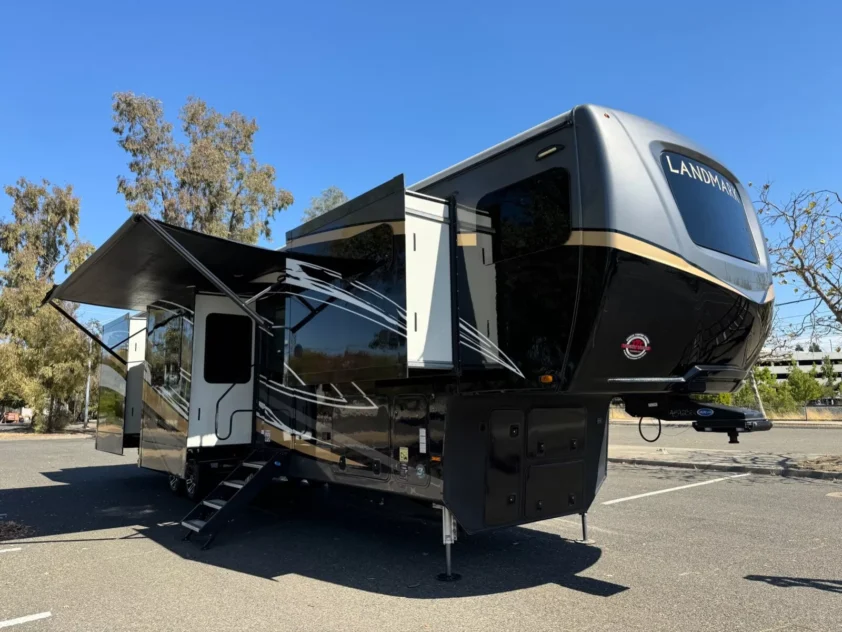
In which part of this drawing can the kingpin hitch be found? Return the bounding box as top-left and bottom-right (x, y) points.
(623, 395), (772, 444)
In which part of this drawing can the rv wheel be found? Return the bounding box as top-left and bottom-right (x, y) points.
(184, 460), (202, 501)
(168, 474), (185, 496)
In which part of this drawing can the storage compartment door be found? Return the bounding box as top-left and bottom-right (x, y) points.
(484, 410), (524, 526)
(405, 194), (452, 369)
(524, 461), (584, 519)
(526, 408), (586, 460)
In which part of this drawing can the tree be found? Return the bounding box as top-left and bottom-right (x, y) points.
(755, 367), (798, 413)
(820, 355), (837, 397)
(0, 178), (96, 432)
(302, 186), (348, 223)
(112, 92), (293, 244)
(756, 184), (842, 338)
(733, 378), (758, 408)
(786, 362), (823, 406)
(809, 342), (822, 352)
(795, 344), (805, 351)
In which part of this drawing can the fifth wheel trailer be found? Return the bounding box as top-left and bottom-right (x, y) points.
(46, 104), (774, 578)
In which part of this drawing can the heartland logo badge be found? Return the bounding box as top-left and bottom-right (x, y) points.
(697, 408), (714, 417)
(622, 333), (651, 360)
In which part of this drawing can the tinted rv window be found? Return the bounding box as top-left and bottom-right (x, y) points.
(476, 168), (571, 262)
(661, 152), (758, 263)
(204, 313), (252, 384)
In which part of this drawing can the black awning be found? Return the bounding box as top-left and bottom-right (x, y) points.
(47, 215), (288, 312)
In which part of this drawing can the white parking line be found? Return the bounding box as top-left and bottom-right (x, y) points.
(0, 612), (52, 629)
(602, 473), (751, 505)
(0, 548), (22, 554)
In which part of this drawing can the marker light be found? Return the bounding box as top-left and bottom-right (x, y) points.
(539, 375), (554, 384)
(536, 145), (561, 161)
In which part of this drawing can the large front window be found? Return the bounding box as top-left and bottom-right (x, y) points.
(661, 151), (758, 263)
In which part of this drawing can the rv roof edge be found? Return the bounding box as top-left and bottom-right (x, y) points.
(286, 174), (405, 242)
(408, 108), (574, 192)
(405, 190), (448, 204)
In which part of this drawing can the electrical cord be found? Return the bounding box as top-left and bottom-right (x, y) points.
(638, 416), (662, 443)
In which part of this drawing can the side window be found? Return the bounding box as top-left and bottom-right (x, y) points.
(204, 314), (253, 384)
(476, 168), (572, 263)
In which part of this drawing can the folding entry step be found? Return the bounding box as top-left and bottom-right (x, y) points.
(181, 447), (288, 548)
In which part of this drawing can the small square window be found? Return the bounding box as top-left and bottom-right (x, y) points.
(204, 313), (252, 384)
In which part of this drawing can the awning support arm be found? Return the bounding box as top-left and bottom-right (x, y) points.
(139, 215), (271, 328)
(48, 300), (127, 366)
(244, 274), (286, 306)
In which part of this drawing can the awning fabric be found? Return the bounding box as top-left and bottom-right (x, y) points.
(47, 215), (288, 312)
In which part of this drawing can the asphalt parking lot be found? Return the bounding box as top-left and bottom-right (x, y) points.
(1, 437), (841, 631)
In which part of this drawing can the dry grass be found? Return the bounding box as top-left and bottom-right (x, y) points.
(796, 455), (842, 472)
(0, 521), (34, 541)
(0, 432), (92, 441)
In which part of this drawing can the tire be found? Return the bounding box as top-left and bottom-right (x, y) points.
(168, 474), (185, 496)
(184, 460), (203, 502)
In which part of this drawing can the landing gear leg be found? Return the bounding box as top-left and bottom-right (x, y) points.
(728, 429), (740, 444)
(577, 512), (595, 545)
(200, 533), (216, 551)
(437, 506), (461, 582)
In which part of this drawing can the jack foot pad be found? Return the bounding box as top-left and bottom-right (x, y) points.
(437, 572), (462, 582)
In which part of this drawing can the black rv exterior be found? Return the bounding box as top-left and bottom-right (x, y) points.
(46, 104), (774, 569)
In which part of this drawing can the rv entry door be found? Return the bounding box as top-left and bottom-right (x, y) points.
(187, 294), (256, 448)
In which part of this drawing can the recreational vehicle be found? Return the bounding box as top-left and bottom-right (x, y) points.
(47, 104), (774, 580)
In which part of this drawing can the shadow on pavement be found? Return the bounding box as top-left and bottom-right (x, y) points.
(745, 575), (842, 594)
(1, 461), (629, 599)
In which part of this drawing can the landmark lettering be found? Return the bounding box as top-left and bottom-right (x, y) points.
(665, 154), (740, 202)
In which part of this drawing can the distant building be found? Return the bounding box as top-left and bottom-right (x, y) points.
(757, 351), (842, 384)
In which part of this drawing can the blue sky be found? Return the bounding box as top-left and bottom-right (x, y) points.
(1, 0), (840, 329)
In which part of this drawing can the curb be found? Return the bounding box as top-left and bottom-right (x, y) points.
(608, 457), (842, 481)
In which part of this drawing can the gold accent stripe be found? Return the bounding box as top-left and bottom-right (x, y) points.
(456, 233), (477, 247)
(566, 230), (773, 303)
(763, 283), (775, 303)
(289, 223), (773, 304)
(287, 221), (405, 248)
